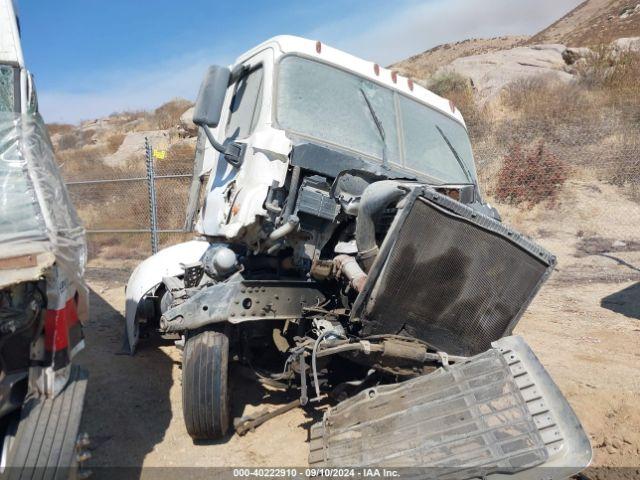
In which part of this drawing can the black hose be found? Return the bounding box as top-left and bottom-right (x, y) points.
(281, 166), (301, 224)
(355, 181), (405, 272)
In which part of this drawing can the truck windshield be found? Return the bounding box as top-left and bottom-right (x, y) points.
(276, 56), (477, 184)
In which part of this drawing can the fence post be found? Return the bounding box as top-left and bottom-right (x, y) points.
(145, 137), (159, 254)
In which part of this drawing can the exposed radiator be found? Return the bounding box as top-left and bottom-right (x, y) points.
(352, 188), (555, 356)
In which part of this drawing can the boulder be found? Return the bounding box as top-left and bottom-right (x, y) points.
(611, 37), (640, 53)
(179, 106), (197, 137)
(103, 130), (169, 167)
(433, 44), (574, 100)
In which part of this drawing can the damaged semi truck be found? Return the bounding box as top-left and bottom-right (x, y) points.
(126, 36), (591, 477)
(0, 1), (89, 478)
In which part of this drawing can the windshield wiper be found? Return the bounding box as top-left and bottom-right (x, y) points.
(359, 87), (388, 169)
(435, 125), (473, 184)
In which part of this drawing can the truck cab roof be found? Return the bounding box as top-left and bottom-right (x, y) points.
(234, 35), (466, 128)
(0, 0), (23, 66)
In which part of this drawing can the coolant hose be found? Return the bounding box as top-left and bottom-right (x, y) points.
(355, 181), (405, 272)
(269, 215), (299, 241)
(281, 166), (301, 221)
(334, 254), (367, 292)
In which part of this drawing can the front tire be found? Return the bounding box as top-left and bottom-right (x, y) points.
(182, 331), (230, 440)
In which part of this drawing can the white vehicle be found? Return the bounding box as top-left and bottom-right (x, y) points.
(0, 1), (89, 477)
(127, 36), (591, 477)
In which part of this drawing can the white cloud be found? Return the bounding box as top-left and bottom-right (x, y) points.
(314, 0), (584, 65)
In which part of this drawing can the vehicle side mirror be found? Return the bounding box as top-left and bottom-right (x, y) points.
(193, 65), (231, 128)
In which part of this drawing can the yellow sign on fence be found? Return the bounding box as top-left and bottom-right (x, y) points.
(152, 149), (166, 160)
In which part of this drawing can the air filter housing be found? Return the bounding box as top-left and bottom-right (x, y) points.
(351, 187), (555, 357)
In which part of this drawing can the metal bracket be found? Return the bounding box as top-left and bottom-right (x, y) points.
(227, 281), (325, 322)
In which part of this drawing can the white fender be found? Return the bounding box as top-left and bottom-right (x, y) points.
(123, 240), (209, 354)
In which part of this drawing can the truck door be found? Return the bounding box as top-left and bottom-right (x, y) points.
(196, 47), (289, 243)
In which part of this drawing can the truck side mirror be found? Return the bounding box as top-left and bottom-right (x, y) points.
(193, 65), (231, 128)
(193, 65), (238, 161)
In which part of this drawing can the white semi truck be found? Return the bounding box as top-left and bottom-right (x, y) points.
(127, 36), (591, 477)
(0, 1), (89, 478)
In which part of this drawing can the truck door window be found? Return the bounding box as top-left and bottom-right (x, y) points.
(226, 66), (264, 140)
(0, 65), (18, 112)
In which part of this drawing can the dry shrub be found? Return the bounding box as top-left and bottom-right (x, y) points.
(427, 71), (489, 136)
(576, 46), (640, 89)
(428, 71), (470, 97)
(573, 44), (613, 88)
(56, 128), (95, 151)
(87, 235), (148, 260)
(106, 133), (125, 154)
(58, 145), (109, 178)
(501, 76), (593, 127)
(57, 132), (82, 151)
(165, 142), (196, 172)
(496, 75), (619, 150)
(605, 134), (640, 201)
(151, 98), (193, 130)
(605, 50), (640, 96)
(494, 141), (569, 206)
(47, 123), (74, 136)
(58, 146), (144, 183)
(108, 110), (147, 122)
(101, 244), (142, 260)
(167, 142), (195, 157)
(575, 45), (640, 116)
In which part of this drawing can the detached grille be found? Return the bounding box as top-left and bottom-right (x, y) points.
(355, 189), (555, 356)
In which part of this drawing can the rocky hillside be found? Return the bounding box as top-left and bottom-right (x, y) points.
(392, 0), (639, 99)
(392, 36), (528, 78)
(527, 0), (640, 46)
(49, 99), (196, 179)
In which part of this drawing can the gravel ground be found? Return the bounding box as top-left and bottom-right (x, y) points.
(76, 181), (640, 477)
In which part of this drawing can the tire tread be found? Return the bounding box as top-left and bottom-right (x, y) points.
(182, 331), (229, 439)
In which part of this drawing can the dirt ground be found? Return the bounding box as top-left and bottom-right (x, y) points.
(75, 180), (640, 477)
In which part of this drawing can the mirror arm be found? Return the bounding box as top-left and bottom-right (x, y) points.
(197, 124), (246, 168)
(199, 124), (226, 154)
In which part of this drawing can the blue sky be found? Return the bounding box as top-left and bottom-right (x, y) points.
(17, 0), (582, 123)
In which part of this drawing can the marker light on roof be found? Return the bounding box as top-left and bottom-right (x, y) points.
(449, 99), (456, 113)
(374, 64), (380, 76)
(391, 71), (398, 83)
(408, 78), (414, 91)
(316, 41), (322, 54)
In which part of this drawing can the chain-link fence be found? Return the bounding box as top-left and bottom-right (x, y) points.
(472, 110), (640, 206)
(63, 138), (195, 260)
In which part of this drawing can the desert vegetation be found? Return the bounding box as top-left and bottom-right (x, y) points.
(425, 43), (640, 206)
(494, 142), (569, 206)
(49, 98), (196, 258)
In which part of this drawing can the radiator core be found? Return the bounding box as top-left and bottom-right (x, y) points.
(355, 189), (555, 356)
